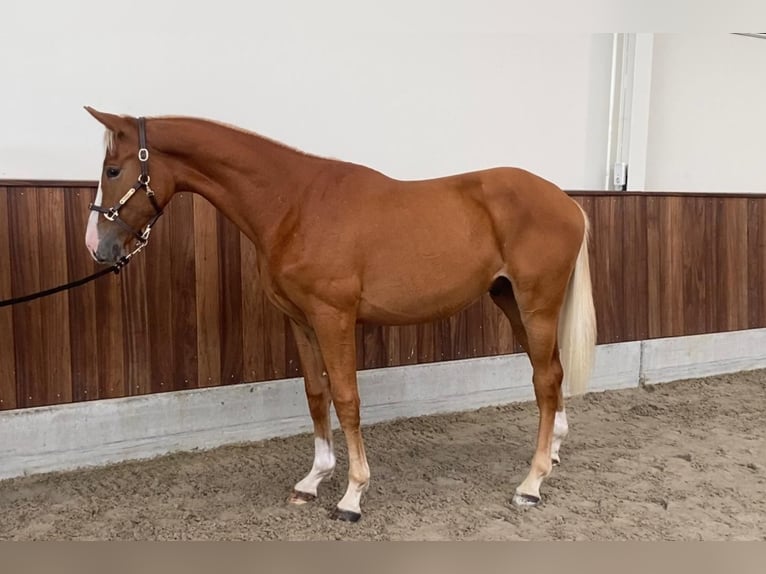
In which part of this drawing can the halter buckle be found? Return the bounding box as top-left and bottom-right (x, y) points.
(138, 148), (149, 162)
(104, 208), (118, 222)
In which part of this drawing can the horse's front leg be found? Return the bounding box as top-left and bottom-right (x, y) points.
(288, 320), (336, 504)
(310, 305), (369, 522)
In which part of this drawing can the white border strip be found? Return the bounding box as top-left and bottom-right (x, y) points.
(641, 328), (766, 385)
(1, 329), (764, 481)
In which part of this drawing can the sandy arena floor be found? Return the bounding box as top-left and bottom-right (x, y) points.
(1, 370), (764, 540)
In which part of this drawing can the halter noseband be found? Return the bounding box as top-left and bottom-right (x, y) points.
(89, 116), (164, 251)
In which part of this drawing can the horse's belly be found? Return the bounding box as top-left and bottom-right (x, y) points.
(357, 258), (498, 325)
(352, 187), (503, 324)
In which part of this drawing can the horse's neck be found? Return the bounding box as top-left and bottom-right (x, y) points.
(153, 117), (321, 251)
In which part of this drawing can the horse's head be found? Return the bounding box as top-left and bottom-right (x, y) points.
(84, 107), (171, 264)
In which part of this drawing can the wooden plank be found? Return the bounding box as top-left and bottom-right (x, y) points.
(711, 198), (727, 332)
(463, 300), (483, 359)
(217, 212), (243, 386)
(681, 196), (708, 336)
(169, 193), (198, 389)
(240, 226), (263, 383)
(121, 251), (150, 396)
(64, 187), (99, 402)
(8, 188), (45, 408)
(448, 307), (468, 361)
(384, 325), (401, 367)
(399, 324), (418, 365)
(363, 324), (386, 369)
(36, 188), (72, 406)
(433, 317), (451, 362)
(719, 199), (749, 331)
(144, 194), (174, 394)
(0, 187), (17, 410)
(659, 197), (684, 338)
(94, 262), (126, 399)
(593, 196), (624, 344)
(705, 196), (720, 333)
(703, 196), (721, 333)
(416, 322), (435, 364)
(194, 195), (222, 387)
(586, 195), (608, 344)
(645, 196), (662, 338)
(621, 195), (649, 341)
(748, 198), (766, 329)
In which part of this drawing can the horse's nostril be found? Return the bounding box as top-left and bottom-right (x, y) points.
(110, 242), (123, 261)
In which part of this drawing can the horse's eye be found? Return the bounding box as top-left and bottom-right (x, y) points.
(106, 167), (121, 179)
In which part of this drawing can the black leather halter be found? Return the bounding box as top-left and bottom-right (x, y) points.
(89, 117), (163, 246)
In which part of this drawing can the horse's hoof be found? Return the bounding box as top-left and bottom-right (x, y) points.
(512, 492), (541, 508)
(330, 507), (362, 522)
(288, 490), (316, 505)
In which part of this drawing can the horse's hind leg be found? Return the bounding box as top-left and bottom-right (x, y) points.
(490, 280), (568, 467)
(490, 278), (565, 506)
(288, 320), (336, 504)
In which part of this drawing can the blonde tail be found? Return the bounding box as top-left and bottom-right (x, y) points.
(558, 205), (597, 396)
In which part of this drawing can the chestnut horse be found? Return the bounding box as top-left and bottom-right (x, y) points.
(84, 108), (596, 522)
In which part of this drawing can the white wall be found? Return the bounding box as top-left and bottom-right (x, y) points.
(643, 34), (766, 192)
(0, 1), (612, 188)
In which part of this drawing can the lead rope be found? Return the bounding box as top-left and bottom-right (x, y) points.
(0, 214), (154, 308)
(0, 252), (134, 308)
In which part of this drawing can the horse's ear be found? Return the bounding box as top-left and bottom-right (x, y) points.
(84, 106), (133, 136)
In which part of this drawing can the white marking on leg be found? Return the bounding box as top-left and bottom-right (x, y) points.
(294, 437), (335, 497)
(513, 451), (551, 507)
(85, 184), (103, 259)
(336, 459), (370, 515)
(551, 410), (569, 464)
(514, 412), (566, 507)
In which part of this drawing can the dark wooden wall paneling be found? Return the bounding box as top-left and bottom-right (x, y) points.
(1, 184), (764, 411)
(0, 187), (16, 409)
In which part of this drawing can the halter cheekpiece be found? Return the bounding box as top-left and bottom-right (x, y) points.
(89, 116), (163, 253)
